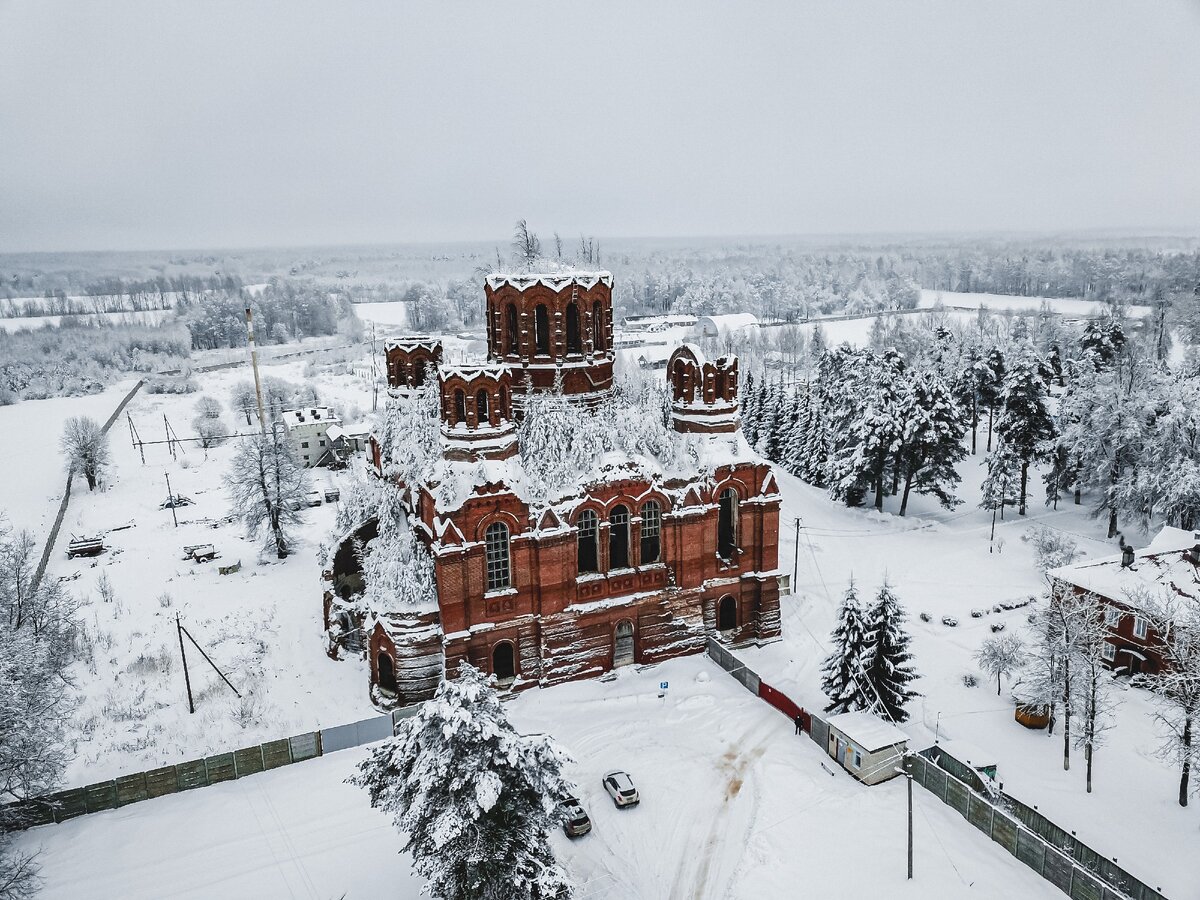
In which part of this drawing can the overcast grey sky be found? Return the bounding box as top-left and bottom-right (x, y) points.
(2, 1), (1199, 252)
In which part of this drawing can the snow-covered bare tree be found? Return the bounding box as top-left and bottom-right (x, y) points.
(1139, 591), (1200, 807)
(351, 665), (575, 900)
(376, 379), (439, 488)
(975, 633), (1025, 695)
(60, 415), (110, 491)
(229, 381), (259, 425)
(1072, 595), (1120, 793)
(512, 219), (542, 266)
(226, 426), (309, 558)
(820, 578), (871, 714)
(860, 581), (920, 722)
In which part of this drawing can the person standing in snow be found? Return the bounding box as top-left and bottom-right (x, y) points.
(794, 714), (804, 735)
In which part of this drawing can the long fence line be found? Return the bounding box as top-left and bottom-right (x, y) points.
(30, 378), (145, 594)
(3, 707), (415, 830)
(915, 746), (1167, 900)
(705, 637), (1162, 900)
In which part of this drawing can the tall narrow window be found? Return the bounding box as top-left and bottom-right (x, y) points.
(505, 303), (518, 355)
(592, 301), (606, 351)
(566, 302), (581, 353)
(476, 389), (490, 425)
(454, 389), (466, 425)
(609, 505), (630, 569)
(412, 361), (425, 387)
(577, 509), (599, 574)
(535, 304), (550, 355)
(718, 488), (738, 560)
(485, 522), (511, 591)
(614, 620), (635, 667)
(499, 385), (508, 419)
(640, 500), (661, 564)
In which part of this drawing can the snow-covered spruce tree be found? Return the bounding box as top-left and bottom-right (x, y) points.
(376, 378), (440, 488)
(362, 489), (437, 612)
(894, 367), (967, 516)
(351, 665), (574, 900)
(980, 346), (1006, 453)
(994, 352), (1056, 515)
(820, 579), (871, 714)
(740, 370), (760, 447)
(60, 415), (110, 491)
(225, 426), (309, 558)
(799, 390), (828, 487)
(780, 387), (811, 479)
(975, 634), (1025, 695)
(860, 581), (920, 723)
(955, 344), (992, 456)
(980, 439), (1020, 523)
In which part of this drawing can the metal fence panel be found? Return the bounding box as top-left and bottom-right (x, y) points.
(1069, 867), (1103, 900)
(809, 714), (829, 753)
(320, 721), (358, 753)
(705, 636), (760, 695)
(234, 746), (265, 778)
(115, 773), (148, 807)
(289, 732), (320, 762)
(1042, 848), (1074, 893)
(205, 753), (236, 784)
(262, 739), (293, 770)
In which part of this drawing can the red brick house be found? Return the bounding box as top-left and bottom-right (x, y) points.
(325, 269), (783, 705)
(1048, 526), (1200, 676)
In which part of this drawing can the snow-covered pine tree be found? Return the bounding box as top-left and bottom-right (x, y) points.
(894, 367), (967, 516)
(981, 346), (1006, 452)
(762, 376), (793, 463)
(980, 439), (1021, 522)
(800, 390), (829, 487)
(820, 578), (871, 714)
(361, 489), (437, 612)
(351, 665), (575, 900)
(995, 351), (1057, 515)
(781, 386), (812, 478)
(741, 370), (760, 447)
(860, 581), (920, 723)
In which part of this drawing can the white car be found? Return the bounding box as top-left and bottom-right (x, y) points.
(305, 490), (324, 507)
(602, 771), (639, 808)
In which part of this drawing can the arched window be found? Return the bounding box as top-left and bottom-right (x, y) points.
(609, 504), (630, 570)
(718, 488), (738, 560)
(377, 651), (398, 693)
(499, 385), (508, 419)
(639, 500), (661, 564)
(485, 522), (511, 591)
(453, 389), (466, 425)
(566, 302), (581, 353)
(718, 595), (738, 631)
(577, 509), (599, 574)
(592, 301), (606, 352)
(505, 303), (518, 355)
(672, 359), (687, 400)
(412, 361), (425, 387)
(535, 304), (550, 355)
(492, 641), (516, 681)
(614, 619), (635, 667)
(476, 389), (490, 425)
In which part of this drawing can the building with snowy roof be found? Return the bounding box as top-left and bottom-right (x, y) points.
(323, 267), (783, 707)
(280, 407), (341, 468)
(823, 711), (909, 784)
(1048, 526), (1200, 676)
(697, 313), (759, 338)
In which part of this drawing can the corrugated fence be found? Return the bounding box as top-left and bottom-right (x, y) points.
(4, 706), (416, 830)
(912, 747), (1168, 900)
(705, 636), (809, 730)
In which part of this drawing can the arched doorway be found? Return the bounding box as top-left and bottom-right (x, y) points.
(377, 651), (398, 693)
(614, 620), (635, 668)
(718, 595), (738, 632)
(492, 641), (516, 681)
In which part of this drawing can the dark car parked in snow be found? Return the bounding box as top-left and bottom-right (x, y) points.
(560, 796), (591, 837)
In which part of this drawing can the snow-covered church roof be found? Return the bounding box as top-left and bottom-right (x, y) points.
(485, 266), (613, 293)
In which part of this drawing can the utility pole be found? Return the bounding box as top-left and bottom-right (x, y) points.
(244, 306), (268, 433)
(164, 473), (178, 527)
(371, 322), (379, 413)
(177, 613), (194, 714)
(792, 517), (801, 593)
(907, 767), (914, 880)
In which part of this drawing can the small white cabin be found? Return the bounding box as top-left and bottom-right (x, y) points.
(825, 711), (908, 785)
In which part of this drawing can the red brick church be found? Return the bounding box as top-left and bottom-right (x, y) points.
(324, 269), (783, 706)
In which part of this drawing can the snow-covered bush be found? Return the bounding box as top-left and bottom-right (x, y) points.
(1021, 525), (1079, 573)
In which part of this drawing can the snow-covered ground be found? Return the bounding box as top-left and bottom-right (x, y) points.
(15, 655), (1064, 900)
(0, 309), (176, 333)
(746, 458), (1194, 898)
(918, 289), (1153, 319)
(0, 381), (139, 535)
(35, 355), (383, 785)
(353, 300), (410, 330)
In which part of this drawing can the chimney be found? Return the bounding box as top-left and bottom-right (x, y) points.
(1118, 534), (1134, 569)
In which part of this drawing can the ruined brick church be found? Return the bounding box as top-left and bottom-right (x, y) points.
(323, 269), (782, 706)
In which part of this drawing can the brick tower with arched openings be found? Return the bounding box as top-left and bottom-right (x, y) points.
(483, 270), (615, 407)
(667, 344), (740, 434)
(437, 364), (517, 462)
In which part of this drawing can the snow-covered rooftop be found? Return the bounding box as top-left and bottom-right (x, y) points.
(383, 336), (441, 352)
(697, 313), (760, 334)
(280, 407), (340, 428)
(1048, 526), (1200, 610)
(485, 267), (613, 293)
(825, 711), (908, 752)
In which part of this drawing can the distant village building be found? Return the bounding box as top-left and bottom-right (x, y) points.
(623, 313), (698, 332)
(324, 269), (783, 706)
(823, 711), (908, 784)
(281, 407), (341, 468)
(696, 313), (759, 339)
(1048, 526), (1200, 676)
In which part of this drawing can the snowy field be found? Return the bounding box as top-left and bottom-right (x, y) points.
(353, 300), (410, 330)
(0, 309), (176, 333)
(918, 289), (1153, 319)
(15, 655), (1064, 900)
(0, 381), (139, 535)
(34, 354), (383, 785)
(748, 460), (1194, 898)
